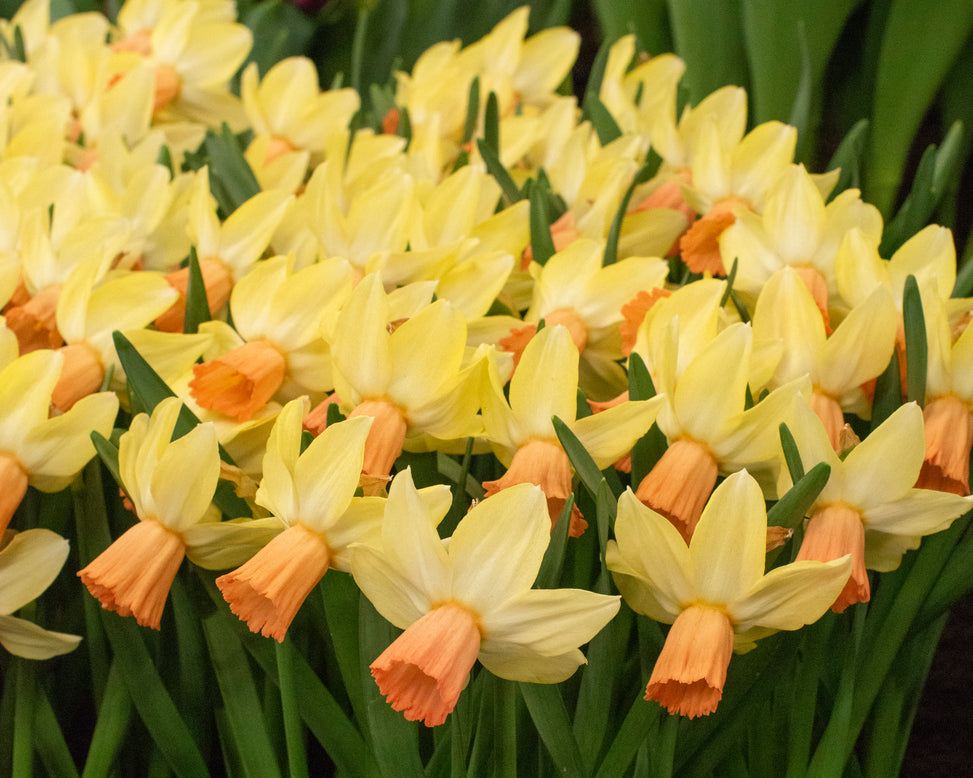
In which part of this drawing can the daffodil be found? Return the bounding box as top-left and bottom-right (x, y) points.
(352, 469), (620, 726)
(720, 163), (881, 318)
(480, 324), (664, 533)
(607, 470), (851, 718)
(678, 119), (797, 276)
(0, 340), (118, 535)
(78, 397), (220, 628)
(751, 267), (898, 448)
(786, 401), (972, 611)
(328, 273), (483, 491)
(0, 528), (81, 659)
(155, 167), (292, 331)
(917, 289), (973, 494)
(188, 254), (353, 421)
(240, 56), (359, 170)
(217, 399), (380, 641)
(635, 321), (805, 541)
(484, 238), (669, 400)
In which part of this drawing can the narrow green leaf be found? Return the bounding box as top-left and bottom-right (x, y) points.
(90, 432), (123, 493)
(358, 597), (424, 777)
(594, 693), (660, 778)
(202, 124), (261, 215)
(461, 76), (480, 145)
(720, 257), (739, 307)
(204, 614), (283, 778)
(582, 36), (614, 110)
(902, 274), (927, 404)
(534, 495), (573, 589)
(528, 185), (556, 266)
(778, 423), (805, 483)
(866, 0), (973, 215)
(627, 352), (656, 400)
(553, 415), (604, 497)
(870, 351), (902, 431)
(767, 461), (830, 531)
(826, 118), (870, 197)
(34, 687), (79, 778)
(183, 247), (210, 335)
(81, 662), (131, 778)
(483, 91), (499, 153)
(583, 93), (623, 145)
(519, 683), (586, 777)
(12, 659), (34, 778)
(667, 0), (749, 104)
(396, 106), (412, 148)
(592, 0), (672, 55)
(465, 674), (497, 777)
(476, 139), (521, 205)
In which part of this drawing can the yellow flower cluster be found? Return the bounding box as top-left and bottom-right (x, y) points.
(0, 0), (970, 727)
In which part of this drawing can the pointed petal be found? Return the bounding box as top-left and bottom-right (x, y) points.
(0, 615), (81, 659)
(608, 490), (694, 616)
(731, 557), (851, 631)
(351, 544), (431, 630)
(295, 416), (372, 530)
(150, 421), (220, 531)
(861, 490), (973, 536)
(449, 483), (548, 610)
(330, 273), (392, 397)
(691, 471), (767, 604)
(842, 403), (924, 507)
(477, 644), (586, 683)
(572, 396), (665, 469)
(479, 588), (619, 655)
(819, 285), (898, 395)
(510, 324), (579, 438)
(0, 529), (69, 614)
(389, 300), (466, 404)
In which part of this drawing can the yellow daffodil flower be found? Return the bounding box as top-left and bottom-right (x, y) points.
(352, 469), (620, 726)
(607, 470), (851, 718)
(786, 401), (972, 611)
(751, 267), (898, 447)
(636, 322), (806, 541)
(329, 273), (483, 490)
(189, 255), (353, 421)
(721, 163), (882, 317)
(0, 342), (118, 535)
(217, 398), (380, 641)
(78, 397), (220, 628)
(480, 324), (664, 533)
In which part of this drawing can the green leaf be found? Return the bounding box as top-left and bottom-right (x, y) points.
(519, 683), (586, 777)
(902, 274), (927, 405)
(880, 122), (965, 255)
(866, 0), (973, 215)
(534, 495), (573, 589)
(592, 0), (672, 55)
(594, 693), (661, 778)
(34, 687), (79, 778)
(826, 118), (869, 197)
(183, 247), (210, 335)
(197, 124), (261, 217)
(203, 615), (283, 778)
(767, 461), (830, 531)
(476, 139), (521, 205)
(483, 91), (500, 154)
(583, 92), (623, 145)
(667, 0), (749, 104)
(870, 351), (902, 431)
(528, 185), (557, 266)
(778, 422), (805, 483)
(81, 662), (132, 778)
(627, 352), (656, 400)
(461, 76), (480, 145)
(553, 415), (603, 498)
(358, 596), (424, 777)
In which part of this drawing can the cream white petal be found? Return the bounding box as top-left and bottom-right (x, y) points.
(351, 544), (432, 630)
(610, 490), (694, 612)
(510, 324), (579, 437)
(477, 643), (586, 683)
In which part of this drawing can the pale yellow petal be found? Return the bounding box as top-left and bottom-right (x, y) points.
(571, 396), (664, 469)
(861, 490), (973, 536)
(842, 403), (924, 508)
(510, 324), (579, 437)
(150, 421), (220, 531)
(449, 483), (548, 610)
(0, 615), (81, 659)
(478, 644), (586, 683)
(183, 517), (284, 570)
(0, 529), (69, 614)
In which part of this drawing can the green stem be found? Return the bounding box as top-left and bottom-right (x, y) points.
(276, 639), (308, 778)
(82, 661), (132, 778)
(12, 659), (34, 778)
(350, 5), (371, 99)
